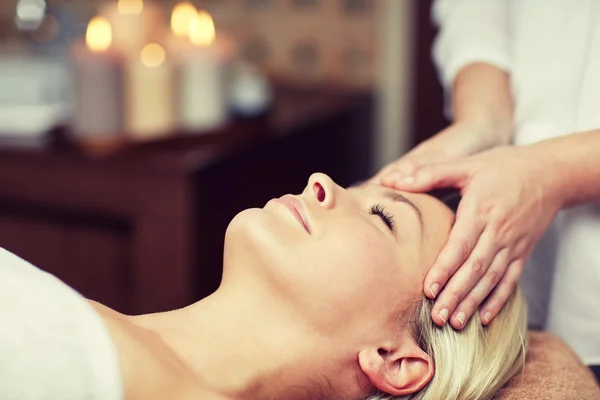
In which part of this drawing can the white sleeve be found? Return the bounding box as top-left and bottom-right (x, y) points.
(432, 0), (511, 89)
(0, 248), (123, 400)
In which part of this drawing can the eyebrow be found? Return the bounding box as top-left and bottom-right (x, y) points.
(383, 190), (424, 230)
(347, 181), (425, 231)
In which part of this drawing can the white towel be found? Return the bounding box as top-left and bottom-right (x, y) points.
(0, 247), (123, 400)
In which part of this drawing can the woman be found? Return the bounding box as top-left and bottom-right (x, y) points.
(376, 0), (600, 381)
(0, 173), (526, 400)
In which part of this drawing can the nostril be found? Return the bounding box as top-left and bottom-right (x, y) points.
(314, 182), (326, 202)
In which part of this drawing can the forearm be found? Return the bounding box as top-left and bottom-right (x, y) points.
(533, 128), (600, 209)
(452, 63), (514, 148)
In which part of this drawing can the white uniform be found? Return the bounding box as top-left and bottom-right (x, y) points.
(433, 0), (600, 364)
(0, 248), (123, 399)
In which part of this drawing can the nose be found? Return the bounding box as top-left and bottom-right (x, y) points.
(305, 172), (337, 209)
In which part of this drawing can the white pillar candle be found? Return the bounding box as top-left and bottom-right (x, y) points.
(125, 43), (175, 139)
(99, 0), (164, 54)
(176, 11), (236, 131)
(71, 16), (124, 137)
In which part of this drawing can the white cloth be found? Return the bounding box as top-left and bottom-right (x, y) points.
(0, 248), (123, 400)
(433, 0), (600, 364)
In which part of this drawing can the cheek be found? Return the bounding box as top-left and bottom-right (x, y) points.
(321, 228), (397, 289)
(284, 224), (406, 329)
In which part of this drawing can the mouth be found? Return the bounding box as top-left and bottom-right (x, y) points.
(276, 195), (311, 234)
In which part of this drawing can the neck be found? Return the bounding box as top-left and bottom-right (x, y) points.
(134, 283), (357, 400)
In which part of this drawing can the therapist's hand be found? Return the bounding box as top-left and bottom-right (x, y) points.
(384, 146), (562, 328)
(372, 119), (499, 183)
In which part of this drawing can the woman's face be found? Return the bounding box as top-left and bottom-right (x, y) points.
(224, 173), (455, 339)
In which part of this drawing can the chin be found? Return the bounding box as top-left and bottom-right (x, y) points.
(224, 208), (280, 260)
(224, 207), (297, 281)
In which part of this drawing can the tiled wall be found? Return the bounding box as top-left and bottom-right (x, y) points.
(2, 0), (378, 88)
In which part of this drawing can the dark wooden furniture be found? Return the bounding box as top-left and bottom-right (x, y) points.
(0, 87), (372, 314)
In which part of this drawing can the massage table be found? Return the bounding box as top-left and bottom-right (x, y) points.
(495, 331), (600, 399)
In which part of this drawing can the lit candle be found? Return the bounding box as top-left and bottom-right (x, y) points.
(177, 10), (236, 131)
(171, 2), (197, 38)
(166, 1), (198, 54)
(71, 16), (124, 137)
(99, 0), (164, 54)
(125, 42), (175, 138)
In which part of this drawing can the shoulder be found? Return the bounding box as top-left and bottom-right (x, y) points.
(92, 305), (223, 400)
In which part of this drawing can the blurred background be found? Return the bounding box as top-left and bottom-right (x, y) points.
(0, 0), (447, 314)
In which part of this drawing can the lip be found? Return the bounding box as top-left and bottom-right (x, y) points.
(276, 195), (311, 234)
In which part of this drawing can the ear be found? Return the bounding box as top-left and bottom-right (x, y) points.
(358, 336), (434, 396)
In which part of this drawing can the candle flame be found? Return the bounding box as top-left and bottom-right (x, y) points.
(171, 2), (197, 37)
(188, 10), (215, 46)
(86, 16), (112, 52)
(118, 0), (143, 15)
(141, 43), (166, 68)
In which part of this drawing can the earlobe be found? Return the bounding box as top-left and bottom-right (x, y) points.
(358, 341), (434, 396)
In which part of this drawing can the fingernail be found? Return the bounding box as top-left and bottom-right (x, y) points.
(455, 312), (465, 327)
(401, 176), (414, 184)
(429, 283), (440, 298)
(438, 308), (449, 323)
(482, 312), (492, 324)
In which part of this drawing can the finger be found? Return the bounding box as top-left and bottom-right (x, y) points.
(430, 231), (498, 329)
(425, 201), (485, 300)
(427, 214), (486, 326)
(394, 158), (421, 177)
(449, 248), (510, 328)
(379, 171), (403, 187)
(479, 259), (525, 325)
(391, 161), (470, 192)
(378, 159), (420, 186)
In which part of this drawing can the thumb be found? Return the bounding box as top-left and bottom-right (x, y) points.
(393, 161), (470, 192)
(377, 158), (421, 183)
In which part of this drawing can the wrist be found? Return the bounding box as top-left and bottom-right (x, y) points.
(525, 140), (572, 211)
(452, 63), (514, 149)
(453, 112), (513, 151)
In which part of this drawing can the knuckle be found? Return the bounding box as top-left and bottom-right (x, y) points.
(486, 269), (502, 286)
(496, 218), (513, 237)
(506, 276), (519, 291)
(470, 257), (487, 277)
(447, 290), (462, 306)
(497, 282), (515, 301)
(478, 203), (494, 217)
(456, 239), (472, 261)
(462, 297), (479, 313)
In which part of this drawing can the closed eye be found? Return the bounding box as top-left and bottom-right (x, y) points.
(370, 204), (396, 233)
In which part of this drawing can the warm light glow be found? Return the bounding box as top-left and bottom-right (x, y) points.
(141, 43), (166, 68)
(188, 10), (215, 46)
(171, 2), (197, 37)
(86, 16), (112, 52)
(118, 0), (144, 15)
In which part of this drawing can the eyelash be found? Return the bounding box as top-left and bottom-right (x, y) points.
(370, 204), (395, 232)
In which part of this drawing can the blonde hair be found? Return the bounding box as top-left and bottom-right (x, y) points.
(367, 286), (527, 400)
